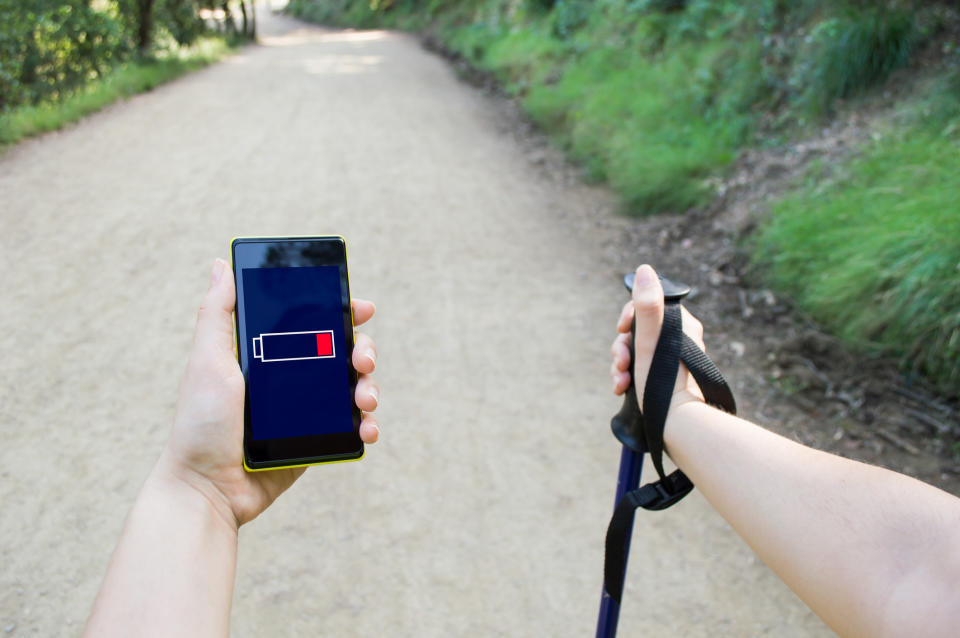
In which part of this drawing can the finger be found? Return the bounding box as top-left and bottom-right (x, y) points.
(612, 370), (631, 395)
(616, 301), (634, 334)
(353, 332), (376, 374)
(352, 299), (376, 327)
(355, 374), (379, 412)
(611, 336), (631, 372)
(359, 414), (380, 443)
(631, 264), (664, 404)
(611, 330), (633, 352)
(680, 306), (706, 351)
(193, 259), (237, 357)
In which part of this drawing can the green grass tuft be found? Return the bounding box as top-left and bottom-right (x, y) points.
(792, 8), (914, 117)
(0, 36), (234, 147)
(523, 38), (755, 214)
(754, 83), (960, 395)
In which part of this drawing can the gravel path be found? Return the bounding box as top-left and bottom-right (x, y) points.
(0, 8), (833, 636)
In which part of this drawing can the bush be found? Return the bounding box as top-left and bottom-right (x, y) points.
(0, 35), (232, 145)
(0, 0), (128, 110)
(286, 0), (383, 28)
(524, 44), (746, 213)
(550, 0), (590, 39)
(753, 87), (960, 395)
(792, 7), (914, 116)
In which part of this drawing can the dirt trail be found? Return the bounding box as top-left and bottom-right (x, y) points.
(0, 8), (836, 637)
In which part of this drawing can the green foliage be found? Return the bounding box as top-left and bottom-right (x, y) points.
(0, 36), (232, 146)
(155, 0), (210, 47)
(444, 21), (502, 62)
(270, 0), (960, 393)
(0, 0), (129, 110)
(288, 0), (934, 217)
(550, 0), (591, 39)
(286, 0), (383, 28)
(526, 0), (558, 12)
(525, 42), (749, 212)
(633, 0), (688, 12)
(0, 1), (242, 114)
(791, 7), (915, 116)
(754, 81), (960, 395)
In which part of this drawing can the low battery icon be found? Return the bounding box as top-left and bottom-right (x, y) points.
(252, 330), (335, 363)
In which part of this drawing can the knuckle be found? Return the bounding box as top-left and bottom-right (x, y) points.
(632, 298), (662, 318)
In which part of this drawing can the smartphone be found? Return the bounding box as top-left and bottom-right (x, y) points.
(231, 236), (363, 470)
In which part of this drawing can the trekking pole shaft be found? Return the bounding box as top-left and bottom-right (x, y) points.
(595, 446), (644, 638)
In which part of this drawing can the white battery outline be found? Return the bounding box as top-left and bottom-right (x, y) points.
(252, 330), (336, 363)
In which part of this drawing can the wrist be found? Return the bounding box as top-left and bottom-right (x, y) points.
(148, 452), (240, 537)
(662, 399), (713, 462)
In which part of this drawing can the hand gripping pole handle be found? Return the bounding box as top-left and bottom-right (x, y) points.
(609, 273), (691, 452)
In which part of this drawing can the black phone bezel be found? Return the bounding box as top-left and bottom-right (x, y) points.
(232, 236), (363, 470)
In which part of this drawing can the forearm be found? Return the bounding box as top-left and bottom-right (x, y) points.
(665, 402), (960, 638)
(84, 456), (239, 638)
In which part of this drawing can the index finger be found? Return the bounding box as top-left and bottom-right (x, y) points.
(617, 300), (634, 334)
(352, 299), (376, 327)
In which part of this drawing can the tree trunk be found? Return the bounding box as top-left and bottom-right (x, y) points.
(137, 0), (154, 53)
(221, 1), (236, 34)
(239, 0), (248, 38)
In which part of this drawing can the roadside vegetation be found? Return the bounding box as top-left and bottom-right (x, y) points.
(288, 0), (960, 398)
(0, 0), (256, 146)
(754, 70), (960, 395)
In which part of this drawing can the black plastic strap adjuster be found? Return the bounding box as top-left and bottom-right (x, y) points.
(645, 471), (694, 511)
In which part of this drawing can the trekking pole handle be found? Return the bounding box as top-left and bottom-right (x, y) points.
(610, 272), (690, 452)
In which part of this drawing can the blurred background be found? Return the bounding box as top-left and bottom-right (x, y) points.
(0, 0), (957, 636)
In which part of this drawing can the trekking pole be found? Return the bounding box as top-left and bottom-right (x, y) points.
(596, 271), (736, 638)
(595, 445), (644, 638)
(595, 272), (691, 638)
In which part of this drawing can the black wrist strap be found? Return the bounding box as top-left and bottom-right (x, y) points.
(603, 299), (737, 605)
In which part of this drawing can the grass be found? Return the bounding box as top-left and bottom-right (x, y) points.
(790, 7), (914, 118)
(434, 5), (768, 214)
(522, 40), (757, 213)
(0, 36), (235, 147)
(754, 75), (960, 396)
(288, 0), (959, 395)
(286, 1), (921, 214)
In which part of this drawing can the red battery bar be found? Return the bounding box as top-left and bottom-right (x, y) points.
(252, 330), (336, 362)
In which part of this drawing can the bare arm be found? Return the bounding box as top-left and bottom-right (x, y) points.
(84, 259), (381, 637)
(83, 458), (240, 637)
(666, 402), (960, 638)
(611, 265), (960, 638)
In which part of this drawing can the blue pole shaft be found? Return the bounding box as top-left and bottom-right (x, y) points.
(595, 446), (644, 638)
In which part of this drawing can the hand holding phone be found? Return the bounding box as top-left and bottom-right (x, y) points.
(232, 236), (373, 470)
(157, 252), (379, 528)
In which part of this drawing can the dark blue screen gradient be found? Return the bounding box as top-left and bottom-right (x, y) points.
(242, 266), (353, 440)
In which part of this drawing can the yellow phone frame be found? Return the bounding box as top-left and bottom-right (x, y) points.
(231, 235), (364, 472)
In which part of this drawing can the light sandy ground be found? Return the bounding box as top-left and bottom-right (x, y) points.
(0, 9), (835, 637)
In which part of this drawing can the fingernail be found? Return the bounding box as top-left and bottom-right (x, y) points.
(364, 350), (376, 366)
(211, 258), (226, 285)
(636, 264), (656, 287)
(367, 387), (379, 406)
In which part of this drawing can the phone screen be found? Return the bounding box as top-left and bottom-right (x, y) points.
(232, 237), (363, 469)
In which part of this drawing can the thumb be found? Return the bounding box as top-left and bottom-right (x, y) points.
(193, 258), (237, 357)
(631, 264), (664, 405)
